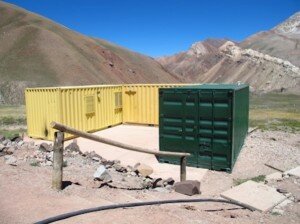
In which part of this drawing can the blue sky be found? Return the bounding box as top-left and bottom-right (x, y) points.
(4, 0), (300, 57)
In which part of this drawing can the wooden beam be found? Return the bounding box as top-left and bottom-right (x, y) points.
(51, 121), (190, 158)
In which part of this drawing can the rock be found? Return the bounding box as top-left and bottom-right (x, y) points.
(71, 151), (79, 156)
(135, 163), (153, 177)
(164, 177), (175, 186)
(0, 135), (5, 142)
(127, 165), (137, 172)
(134, 162), (140, 168)
(0, 143), (5, 152)
(65, 142), (81, 153)
(46, 152), (53, 161)
(142, 178), (152, 188)
(130, 171), (137, 176)
(5, 147), (16, 155)
(17, 140), (24, 147)
(10, 136), (22, 143)
(94, 165), (112, 182)
(152, 178), (163, 188)
(106, 160), (115, 166)
(92, 157), (101, 162)
(113, 160), (121, 164)
(101, 158), (107, 163)
(277, 188), (288, 194)
(114, 164), (127, 172)
(28, 141), (35, 147)
(45, 160), (53, 166)
(174, 180), (201, 196)
(265, 172), (283, 182)
(105, 164), (112, 169)
(272, 208), (284, 215)
(4, 155), (17, 166)
(2, 139), (11, 146)
(38, 143), (52, 152)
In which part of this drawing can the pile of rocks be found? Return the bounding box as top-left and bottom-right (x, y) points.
(92, 160), (175, 191)
(0, 134), (35, 166)
(0, 135), (176, 192)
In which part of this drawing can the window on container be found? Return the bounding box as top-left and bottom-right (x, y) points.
(85, 95), (95, 115)
(114, 92), (122, 109)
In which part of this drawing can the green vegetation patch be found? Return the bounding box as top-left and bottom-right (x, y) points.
(0, 128), (27, 139)
(0, 105), (27, 138)
(0, 116), (26, 125)
(233, 175), (266, 186)
(250, 93), (300, 132)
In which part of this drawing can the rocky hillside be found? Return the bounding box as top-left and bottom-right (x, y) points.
(241, 12), (300, 67)
(158, 12), (300, 94)
(0, 2), (179, 104)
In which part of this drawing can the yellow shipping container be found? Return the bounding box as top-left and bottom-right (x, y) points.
(122, 84), (185, 125)
(25, 84), (194, 140)
(26, 85), (123, 140)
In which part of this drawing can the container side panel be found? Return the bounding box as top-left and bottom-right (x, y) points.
(122, 84), (188, 125)
(232, 86), (249, 168)
(25, 89), (59, 140)
(60, 86), (123, 139)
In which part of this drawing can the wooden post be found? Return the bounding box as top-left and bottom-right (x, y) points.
(180, 156), (187, 182)
(52, 131), (64, 190)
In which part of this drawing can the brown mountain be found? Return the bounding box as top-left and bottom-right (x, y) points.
(240, 12), (300, 67)
(157, 13), (300, 94)
(0, 1), (179, 104)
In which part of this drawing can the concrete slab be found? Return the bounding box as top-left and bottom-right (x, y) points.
(286, 166), (300, 178)
(32, 124), (207, 182)
(221, 180), (286, 212)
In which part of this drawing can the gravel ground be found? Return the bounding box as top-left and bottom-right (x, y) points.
(0, 129), (299, 224)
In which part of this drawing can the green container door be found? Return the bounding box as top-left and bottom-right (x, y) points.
(198, 90), (232, 170)
(159, 84), (249, 171)
(159, 90), (198, 166)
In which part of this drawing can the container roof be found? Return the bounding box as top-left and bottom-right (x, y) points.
(173, 83), (248, 90)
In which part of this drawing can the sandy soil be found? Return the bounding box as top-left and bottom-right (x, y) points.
(0, 128), (299, 224)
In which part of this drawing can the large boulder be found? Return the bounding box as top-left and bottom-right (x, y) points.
(174, 180), (201, 196)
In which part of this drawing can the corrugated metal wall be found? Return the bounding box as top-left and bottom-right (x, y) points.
(122, 84), (185, 125)
(25, 84), (191, 140)
(60, 85), (123, 139)
(25, 88), (60, 139)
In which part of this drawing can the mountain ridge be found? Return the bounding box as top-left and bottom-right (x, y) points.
(0, 1), (179, 104)
(157, 12), (300, 94)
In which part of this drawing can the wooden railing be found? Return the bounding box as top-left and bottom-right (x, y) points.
(50, 122), (190, 190)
